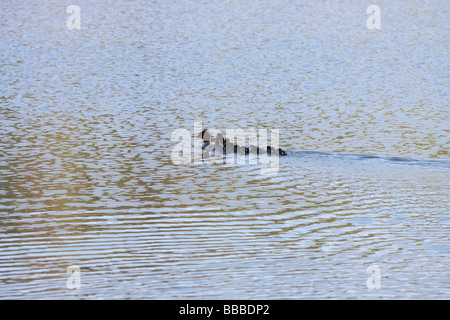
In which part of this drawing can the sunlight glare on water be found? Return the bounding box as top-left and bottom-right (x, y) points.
(0, 0), (449, 299)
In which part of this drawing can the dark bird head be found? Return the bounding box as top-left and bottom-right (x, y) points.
(194, 128), (221, 142)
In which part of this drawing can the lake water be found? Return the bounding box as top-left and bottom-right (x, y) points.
(0, 0), (449, 299)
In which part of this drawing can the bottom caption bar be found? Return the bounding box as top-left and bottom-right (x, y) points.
(145, 300), (370, 319)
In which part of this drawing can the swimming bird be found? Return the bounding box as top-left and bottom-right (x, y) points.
(195, 129), (287, 156)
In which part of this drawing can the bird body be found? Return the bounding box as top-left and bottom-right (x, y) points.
(197, 129), (287, 156)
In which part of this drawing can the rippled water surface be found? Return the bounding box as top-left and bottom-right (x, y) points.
(1, 0), (449, 299)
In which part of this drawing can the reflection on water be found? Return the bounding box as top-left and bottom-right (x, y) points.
(0, 0), (449, 299)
